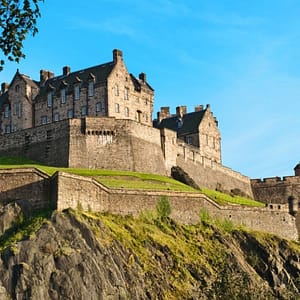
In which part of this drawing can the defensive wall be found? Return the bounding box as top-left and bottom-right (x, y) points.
(0, 169), (297, 240)
(0, 117), (253, 196)
(251, 175), (300, 237)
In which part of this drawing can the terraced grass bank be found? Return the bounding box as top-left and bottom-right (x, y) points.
(0, 156), (298, 240)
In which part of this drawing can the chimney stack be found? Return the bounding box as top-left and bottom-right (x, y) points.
(63, 66), (71, 76)
(157, 106), (170, 122)
(194, 105), (204, 112)
(1, 82), (9, 93)
(139, 72), (146, 83)
(113, 49), (123, 63)
(176, 106), (187, 118)
(40, 69), (54, 84)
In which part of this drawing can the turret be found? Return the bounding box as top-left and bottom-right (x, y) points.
(288, 195), (298, 216)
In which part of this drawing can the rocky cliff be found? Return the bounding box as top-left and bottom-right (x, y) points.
(0, 202), (300, 299)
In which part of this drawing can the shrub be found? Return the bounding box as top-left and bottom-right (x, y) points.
(156, 196), (171, 221)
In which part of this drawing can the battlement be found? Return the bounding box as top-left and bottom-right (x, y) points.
(251, 175), (300, 185)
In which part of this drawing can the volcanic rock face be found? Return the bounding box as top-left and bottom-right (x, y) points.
(0, 204), (300, 299)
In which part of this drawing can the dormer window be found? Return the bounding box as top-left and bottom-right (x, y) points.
(88, 81), (94, 97)
(74, 85), (80, 100)
(61, 88), (66, 104)
(47, 92), (53, 107)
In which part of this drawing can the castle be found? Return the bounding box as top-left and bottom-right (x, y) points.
(0, 49), (299, 239)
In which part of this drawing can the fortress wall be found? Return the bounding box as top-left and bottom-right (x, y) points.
(0, 120), (71, 167)
(251, 176), (300, 204)
(55, 172), (298, 240)
(68, 118), (167, 175)
(0, 168), (52, 210)
(175, 144), (253, 197)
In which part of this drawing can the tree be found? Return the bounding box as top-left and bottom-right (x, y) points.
(0, 0), (43, 71)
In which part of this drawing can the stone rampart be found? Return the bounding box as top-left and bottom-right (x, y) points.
(174, 143), (253, 197)
(53, 172), (298, 240)
(0, 120), (71, 167)
(0, 168), (53, 210)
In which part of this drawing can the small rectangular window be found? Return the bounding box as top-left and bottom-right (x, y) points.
(68, 109), (74, 119)
(74, 85), (80, 100)
(125, 107), (129, 117)
(4, 105), (9, 118)
(96, 102), (102, 112)
(88, 82), (94, 97)
(115, 103), (120, 113)
(114, 84), (119, 96)
(124, 87), (129, 100)
(81, 106), (87, 117)
(41, 116), (48, 125)
(54, 113), (60, 122)
(47, 92), (53, 107)
(61, 89), (66, 104)
(5, 125), (11, 134)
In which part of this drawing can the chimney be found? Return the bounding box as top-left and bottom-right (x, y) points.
(176, 106), (187, 118)
(40, 69), (54, 84)
(139, 72), (146, 83)
(157, 106), (170, 122)
(294, 163), (300, 176)
(1, 82), (9, 93)
(113, 49), (123, 63)
(194, 105), (203, 112)
(63, 66), (71, 76)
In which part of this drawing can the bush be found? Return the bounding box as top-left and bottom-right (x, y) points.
(156, 196), (171, 221)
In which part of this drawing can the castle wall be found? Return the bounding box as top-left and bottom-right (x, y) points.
(0, 120), (71, 167)
(68, 117), (167, 175)
(54, 172), (298, 240)
(0, 168), (53, 210)
(251, 176), (300, 204)
(174, 143), (253, 197)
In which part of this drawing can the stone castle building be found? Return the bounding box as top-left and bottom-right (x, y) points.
(0, 49), (153, 134)
(0, 49), (299, 239)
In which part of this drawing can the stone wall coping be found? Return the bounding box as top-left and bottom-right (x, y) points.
(0, 167), (50, 179)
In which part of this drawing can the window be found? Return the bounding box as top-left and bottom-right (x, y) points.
(74, 85), (80, 100)
(187, 137), (192, 145)
(81, 106), (87, 117)
(115, 103), (120, 113)
(125, 107), (129, 117)
(96, 102), (102, 112)
(15, 85), (19, 93)
(124, 87), (129, 100)
(4, 105), (9, 118)
(68, 109), (74, 119)
(88, 82), (94, 97)
(5, 125), (11, 134)
(47, 92), (53, 107)
(13, 102), (22, 118)
(114, 84), (119, 96)
(54, 113), (60, 122)
(61, 89), (66, 104)
(41, 116), (48, 125)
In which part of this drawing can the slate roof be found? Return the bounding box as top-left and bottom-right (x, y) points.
(154, 109), (206, 135)
(35, 61), (116, 102)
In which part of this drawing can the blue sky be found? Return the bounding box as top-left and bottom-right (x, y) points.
(1, 0), (300, 179)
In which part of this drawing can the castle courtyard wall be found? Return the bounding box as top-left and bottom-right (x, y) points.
(53, 172), (298, 240)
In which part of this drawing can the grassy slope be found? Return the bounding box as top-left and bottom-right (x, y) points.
(0, 156), (264, 207)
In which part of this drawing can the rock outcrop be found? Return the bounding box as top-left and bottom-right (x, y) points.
(0, 204), (300, 299)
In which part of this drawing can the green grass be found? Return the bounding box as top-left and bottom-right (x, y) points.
(0, 156), (197, 192)
(201, 188), (265, 207)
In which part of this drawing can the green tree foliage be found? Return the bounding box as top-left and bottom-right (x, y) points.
(0, 0), (43, 71)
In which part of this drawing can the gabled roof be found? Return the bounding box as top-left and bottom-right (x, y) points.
(35, 61), (116, 102)
(11, 70), (39, 89)
(155, 109), (207, 135)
